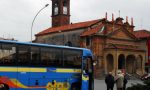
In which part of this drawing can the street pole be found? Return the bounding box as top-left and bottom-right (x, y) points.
(31, 4), (49, 42)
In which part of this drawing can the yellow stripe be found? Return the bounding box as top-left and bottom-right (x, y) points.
(82, 75), (89, 81)
(11, 79), (28, 88)
(56, 69), (81, 73)
(0, 67), (81, 73)
(0, 67), (46, 72)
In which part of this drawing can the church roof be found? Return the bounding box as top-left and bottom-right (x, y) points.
(80, 23), (104, 36)
(133, 30), (150, 39)
(36, 19), (103, 36)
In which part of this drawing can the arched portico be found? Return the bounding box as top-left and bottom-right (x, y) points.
(104, 49), (145, 75)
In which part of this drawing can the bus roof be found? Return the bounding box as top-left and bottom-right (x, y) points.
(0, 40), (93, 57)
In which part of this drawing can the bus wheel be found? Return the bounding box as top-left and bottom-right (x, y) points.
(0, 84), (9, 90)
(71, 83), (81, 90)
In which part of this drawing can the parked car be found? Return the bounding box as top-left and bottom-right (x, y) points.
(140, 73), (150, 80)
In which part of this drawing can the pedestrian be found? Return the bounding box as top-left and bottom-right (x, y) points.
(123, 74), (128, 90)
(115, 70), (124, 90)
(105, 72), (115, 90)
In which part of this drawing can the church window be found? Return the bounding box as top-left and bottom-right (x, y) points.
(65, 41), (72, 46)
(86, 37), (90, 46)
(54, 2), (59, 15)
(63, 0), (67, 14)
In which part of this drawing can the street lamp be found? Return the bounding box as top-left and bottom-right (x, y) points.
(31, 4), (49, 42)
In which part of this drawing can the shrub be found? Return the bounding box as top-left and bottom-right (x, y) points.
(127, 79), (150, 90)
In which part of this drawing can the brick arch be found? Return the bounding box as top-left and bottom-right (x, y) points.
(136, 55), (143, 75)
(126, 54), (136, 74)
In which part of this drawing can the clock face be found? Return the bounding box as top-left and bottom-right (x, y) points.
(63, 6), (67, 14)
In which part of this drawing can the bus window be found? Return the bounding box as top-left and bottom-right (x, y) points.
(63, 49), (82, 68)
(41, 47), (51, 66)
(41, 47), (62, 67)
(87, 58), (92, 73)
(83, 58), (92, 74)
(0, 44), (16, 66)
(82, 57), (94, 90)
(30, 46), (40, 66)
(18, 45), (30, 66)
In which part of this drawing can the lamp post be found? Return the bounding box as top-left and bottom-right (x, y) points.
(31, 4), (49, 42)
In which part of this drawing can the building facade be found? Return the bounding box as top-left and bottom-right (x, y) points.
(35, 0), (150, 78)
(133, 30), (150, 73)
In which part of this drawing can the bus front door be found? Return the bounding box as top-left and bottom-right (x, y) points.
(81, 57), (94, 90)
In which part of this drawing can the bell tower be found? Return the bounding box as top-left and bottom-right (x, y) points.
(51, 0), (70, 27)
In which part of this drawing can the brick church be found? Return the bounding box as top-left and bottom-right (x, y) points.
(35, 0), (150, 78)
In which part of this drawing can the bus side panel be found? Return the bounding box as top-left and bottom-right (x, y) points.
(0, 67), (81, 90)
(0, 66), (19, 89)
(28, 72), (76, 90)
(17, 72), (30, 90)
(17, 69), (80, 90)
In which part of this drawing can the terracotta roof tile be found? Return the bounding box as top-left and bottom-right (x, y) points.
(80, 24), (104, 36)
(133, 30), (150, 38)
(36, 19), (103, 36)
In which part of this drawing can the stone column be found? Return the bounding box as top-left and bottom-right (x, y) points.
(114, 50), (118, 75)
(104, 53), (107, 74)
(142, 54), (145, 74)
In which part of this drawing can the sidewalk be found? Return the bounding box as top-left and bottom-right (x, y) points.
(94, 79), (143, 90)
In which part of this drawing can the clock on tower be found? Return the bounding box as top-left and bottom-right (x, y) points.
(52, 0), (70, 27)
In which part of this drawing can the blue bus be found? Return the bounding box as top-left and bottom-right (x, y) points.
(0, 40), (94, 90)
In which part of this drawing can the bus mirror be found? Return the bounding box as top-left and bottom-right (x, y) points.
(93, 61), (97, 66)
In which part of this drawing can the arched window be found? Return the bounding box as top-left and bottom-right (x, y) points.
(65, 41), (72, 46)
(54, 2), (59, 15)
(63, 0), (67, 14)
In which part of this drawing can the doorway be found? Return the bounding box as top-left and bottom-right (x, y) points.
(118, 54), (125, 69)
(126, 55), (136, 74)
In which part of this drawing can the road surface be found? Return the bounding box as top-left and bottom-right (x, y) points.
(94, 79), (143, 90)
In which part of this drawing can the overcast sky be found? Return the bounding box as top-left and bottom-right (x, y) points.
(0, 0), (150, 41)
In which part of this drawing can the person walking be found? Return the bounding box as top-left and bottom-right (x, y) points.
(115, 70), (124, 90)
(105, 72), (115, 90)
(123, 74), (128, 90)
